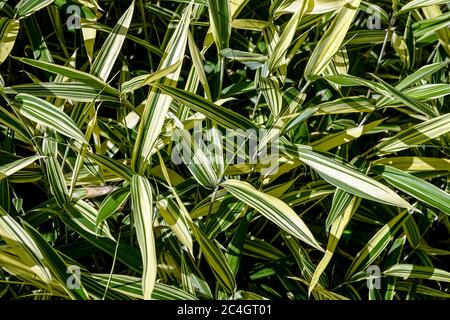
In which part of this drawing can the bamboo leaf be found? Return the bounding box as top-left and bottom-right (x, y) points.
(22, 221), (90, 300)
(207, 0), (231, 51)
(375, 113), (450, 154)
(13, 57), (118, 95)
(373, 165), (450, 216)
(384, 264), (450, 283)
(96, 187), (130, 226)
(0, 18), (20, 65)
(0, 207), (53, 284)
(89, 274), (198, 300)
(156, 197), (193, 252)
(282, 144), (412, 209)
(120, 61), (182, 94)
(372, 157), (450, 172)
(13, 94), (88, 144)
(153, 84), (257, 130)
(266, 2), (309, 73)
(221, 48), (267, 70)
(4, 82), (120, 103)
(347, 209), (411, 279)
(397, 0), (450, 15)
(132, 4), (192, 173)
(63, 200), (114, 239)
(304, 0), (361, 80)
(130, 175), (157, 300)
(171, 127), (219, 188)
(91, 1), (135, 81)
(315, 96), (375, 115)
(0, 156), (43, 181)
(221, 179), (323, 251)
(309, 195), (360, 294)
(188, 220), (237, 292)
(14, 0), (55, 19)
(311, 119), (384, 152)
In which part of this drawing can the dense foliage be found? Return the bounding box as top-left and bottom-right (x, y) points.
(0, 0), (449, 300)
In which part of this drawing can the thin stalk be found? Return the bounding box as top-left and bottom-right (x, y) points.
(218, 56), (225, 100)
(206, 184), (219, 223)
(359, 16), (397, 126)
(250, 91), (262, 120)
(138, 0), (154, 72)
(102, 228), (122, 300)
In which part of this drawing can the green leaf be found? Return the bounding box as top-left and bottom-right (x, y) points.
(96, 187), (130, 226)
(23, 15), (54, 64)
(188, 31), (212, 100)
(375, 113), (450, 154)
(373, 165), (450, 216)
(80, 21), (163, 56)
(221, 179), (323, 251)
(14, 0), (55, 19)
(171, 127), (219, 188)
(384, 264), (450, 283)
(221, 48), (267, 70)
(392, 61), (450, 91)
(206, 196), (246, 239)
(372, 157), (450, 172)
(326, 188), (354, 230)
(130, 175), (157, 300)
(153, 84), (257, 130)
(0, 108), (32, 142)
(132, 4), (192, 173)
(346, 209), (411, 279)
(282, 144), (412, 209)
(371, 74), (438, 117)
(89, 274), (198, 300)
(0, 18), (20, 65)
(384, 236), (406, 300)
(46, 157), (70, 207)
(4, 83), (120, 103)
(309, 195), (360, 295)
(259, 76), (283, 116)
(378, 84), (450, 106)
(13, 57), (118, 96)
(207, 0), (231, 51)
(266, 3), (308, 73)
(13, 94), (88, 144)
(156, 197), (193, 253)
(324, 74), (437, 117)
(314, 96), (375, 115)
(90, 1), (135, 81)
(0, 207), (52, 284)
(57, 211), (142, 272)
(85, 153), (133, 181)
(396, 281), (450, 298)
(63, 200), (114, 239)
(304, 0), (361, 80)
(22, 221), (89, 300)
(224, 211), (250, 276)
(188, 220), (237, 292)
(397, 0), (450, 15)
(311, 119), (384, 152)
(0, 156), (43, 181)
(120, 61), (182, 94)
